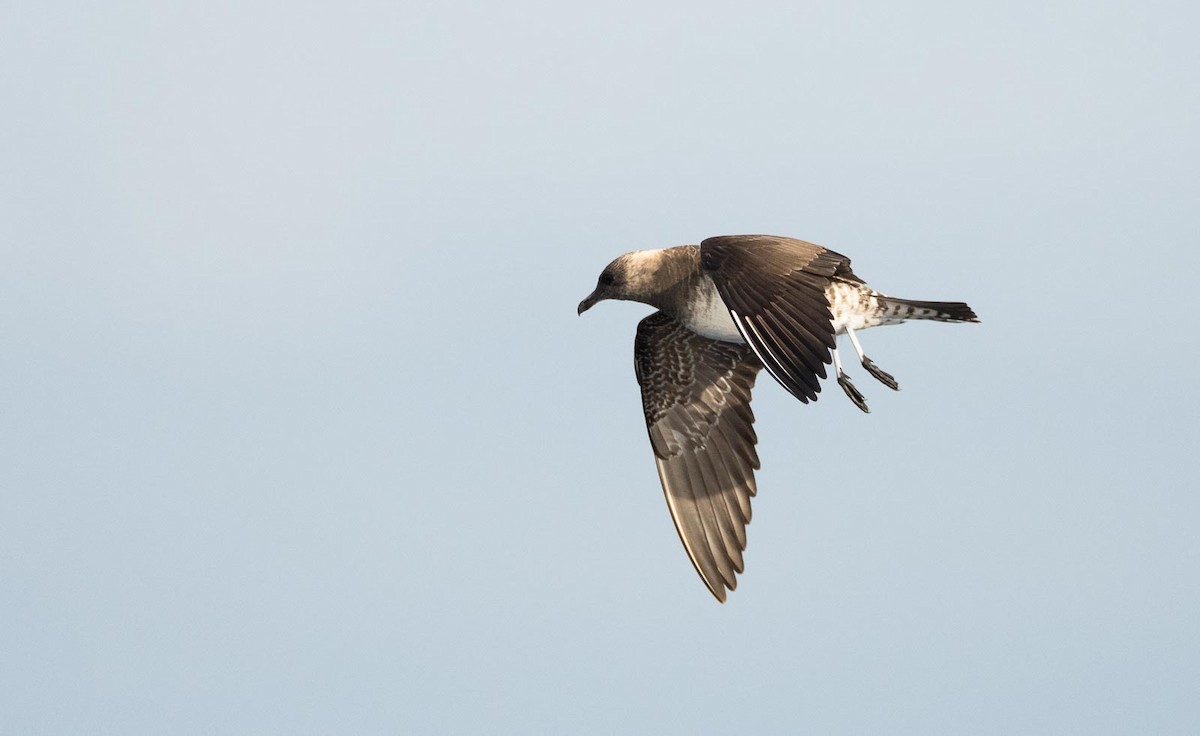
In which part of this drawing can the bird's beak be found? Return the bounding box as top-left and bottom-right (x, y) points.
(577, 289), (603, 315)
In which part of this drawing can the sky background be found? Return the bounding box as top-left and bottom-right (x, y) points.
(3, 1), (1199, 733)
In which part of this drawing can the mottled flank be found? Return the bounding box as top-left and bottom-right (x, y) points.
(826, 282), (980, 333)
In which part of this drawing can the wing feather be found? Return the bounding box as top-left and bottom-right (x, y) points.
(635, 312), (763, 602)
(701, 235), (852, 403)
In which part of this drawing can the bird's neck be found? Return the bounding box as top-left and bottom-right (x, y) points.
(642, 246), (703, 312)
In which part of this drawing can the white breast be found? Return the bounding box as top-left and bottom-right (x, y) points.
(681, 277), (745, 343)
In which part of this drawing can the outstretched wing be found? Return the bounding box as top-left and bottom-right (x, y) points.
(700, 234), (853, 403)
(634, 312), (763, 602)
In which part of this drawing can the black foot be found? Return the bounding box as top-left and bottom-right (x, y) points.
(862, 357), (899, 391)
(837, 371), (870, 413)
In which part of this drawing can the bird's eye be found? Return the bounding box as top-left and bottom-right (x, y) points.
(599, 272), (616, 287)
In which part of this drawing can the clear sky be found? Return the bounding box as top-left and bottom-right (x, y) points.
(3, 1), (1198, 733)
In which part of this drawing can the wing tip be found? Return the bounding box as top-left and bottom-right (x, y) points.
(707, 581), (729, 603)
(700, 569), (735, 603)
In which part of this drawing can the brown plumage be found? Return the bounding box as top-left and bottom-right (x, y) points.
(579, 235), (979, 601)
(634, 313), (762, 601)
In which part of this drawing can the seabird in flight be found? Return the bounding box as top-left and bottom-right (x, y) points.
(577, 234), (979, 601)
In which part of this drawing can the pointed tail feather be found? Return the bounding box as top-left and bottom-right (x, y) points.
(877, 297), (980, 323)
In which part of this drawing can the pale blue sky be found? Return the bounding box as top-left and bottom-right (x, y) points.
(3, 1), (1198, 733)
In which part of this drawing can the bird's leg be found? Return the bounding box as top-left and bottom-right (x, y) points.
(833, 345), (869, 413)
(845, 326), (899, 391)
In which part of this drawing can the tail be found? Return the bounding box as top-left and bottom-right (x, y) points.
(877, 297), (980, 323)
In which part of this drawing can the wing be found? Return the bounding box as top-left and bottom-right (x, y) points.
(700, 234), (854, 404)
(634, 312), (763, 602)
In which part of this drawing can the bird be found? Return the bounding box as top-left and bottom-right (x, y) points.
(577, 234), (979, 601)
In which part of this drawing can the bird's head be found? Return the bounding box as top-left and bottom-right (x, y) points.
(577, 250), (662, 315)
